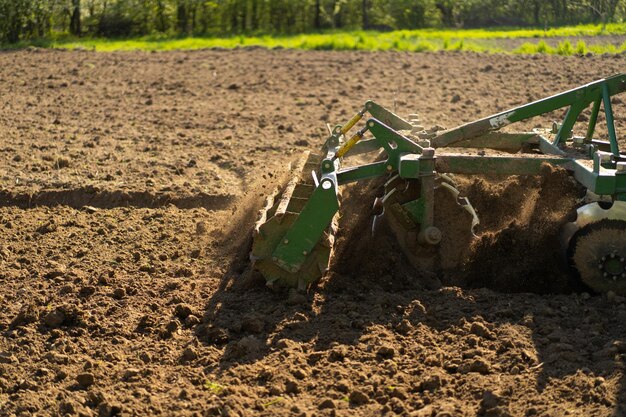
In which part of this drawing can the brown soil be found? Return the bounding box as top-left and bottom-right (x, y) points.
(480, 34), (626, 50)
(1, 48), (626, 416)
(459, 166), (583, 292)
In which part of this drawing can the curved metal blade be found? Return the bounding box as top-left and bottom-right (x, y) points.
(574, 201), (626, 228)
(437, 181), (480, 235)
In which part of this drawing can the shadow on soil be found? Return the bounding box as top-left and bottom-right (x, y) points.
(199, 179), (626, 415)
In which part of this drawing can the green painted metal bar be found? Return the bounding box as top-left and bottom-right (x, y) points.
(366, 118), (423, 154)
(571, 162), (625, 196)
(571, 163), (600, 192)
(435, 154), (573, 176)
(602, 83), (621, 157)
(365, 101), (413, 131)
(554, 101), (587, 145)
(586, 98), (602, 140)
(538, 136), (567, 156)
(337, 161), (389, 184)
(432, 73), (626, 148)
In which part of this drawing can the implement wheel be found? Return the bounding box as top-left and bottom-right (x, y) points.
(569, 219), (626, 295)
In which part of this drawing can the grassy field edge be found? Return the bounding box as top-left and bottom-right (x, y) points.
(4, 23), (626, 55)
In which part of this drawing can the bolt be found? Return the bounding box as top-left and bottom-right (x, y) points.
(368, 121), (375, 128)
(603, 272), (609, 278)
(611, 253), (616, 258)
(614, 276), (618, 281)
(284, 239), (289, 244)
(602, 256), (607, 262)
(599, 264), (604, 270)
(302, 250), (307, 256)
(386, 165), (393, 171)
(621, 257), (625, 262)
(426, 227), (442, 243)
(419, 226), (442, 245)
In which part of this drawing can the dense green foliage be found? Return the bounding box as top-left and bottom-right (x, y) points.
(1, 0), (626, 43)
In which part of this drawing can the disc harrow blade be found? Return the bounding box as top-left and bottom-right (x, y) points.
(380, 175), (476, 273)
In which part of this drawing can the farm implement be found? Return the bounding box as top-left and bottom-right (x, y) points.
(251, 74), (626, 295)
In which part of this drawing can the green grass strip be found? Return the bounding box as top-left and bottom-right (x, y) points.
(4, 23), (626, 55)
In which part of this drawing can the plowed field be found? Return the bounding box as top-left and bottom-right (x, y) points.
(1, 48), (626, 417)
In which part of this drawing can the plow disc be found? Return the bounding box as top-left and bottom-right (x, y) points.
(378, 175), (478, 273)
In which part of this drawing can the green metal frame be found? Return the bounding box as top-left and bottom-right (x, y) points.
(431, 73), (626, 151)
(266, 74), (626, 276)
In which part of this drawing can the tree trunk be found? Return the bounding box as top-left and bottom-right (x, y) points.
(199, 3), (209, 33)
(435, 2), (455, 27)
(607, 0), (619, 24)
(314, 0), (321, 29)
(362, 0), (368, 29)
(250, 0), (258, 31)
(7, 4), (22, 43)
(230, 1), (238, 32)
(240, 0), (247, 32)
(70, 0), (81, 36)
(333, 0), (342, 28)
(189, 2), (197, 33)
(156, 0), (167, 32)
(533, 0), (541, 25)
(177, 1), (188, 34)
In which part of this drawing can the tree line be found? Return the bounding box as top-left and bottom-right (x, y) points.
(1, 0), (625, 43)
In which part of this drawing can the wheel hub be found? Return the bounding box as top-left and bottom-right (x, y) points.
(598, 251), (626, 281)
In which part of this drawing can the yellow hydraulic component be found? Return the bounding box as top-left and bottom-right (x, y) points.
(336, 130), (365, 158)
(340, 108), (366, 135)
